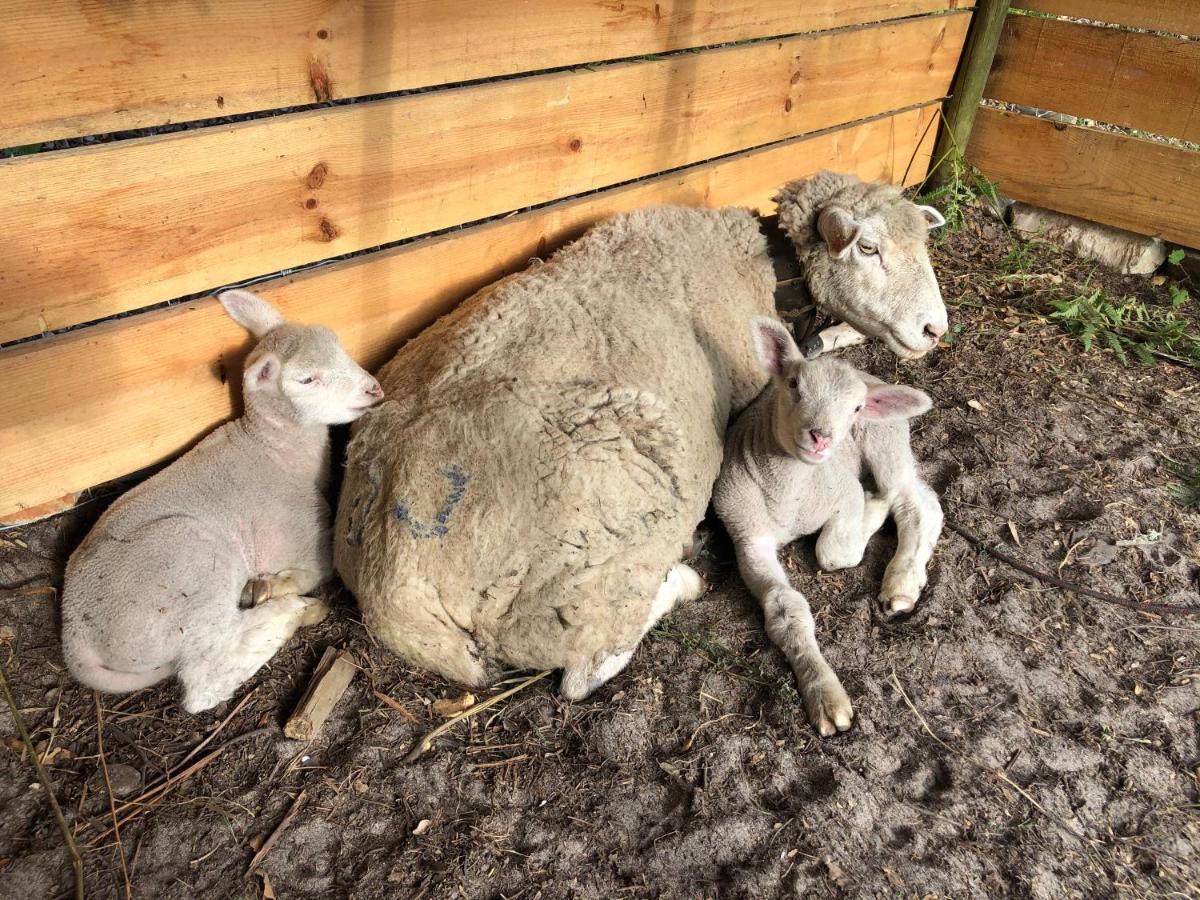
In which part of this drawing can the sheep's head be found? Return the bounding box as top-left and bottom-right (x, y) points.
(775, 172), (947, 360)
(751, 318), (931, 464)
(219, 289), (384, 426)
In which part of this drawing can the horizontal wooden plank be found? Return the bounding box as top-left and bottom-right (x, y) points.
(1014, 1), (1200, 36)
(968, 106), (1200, 247)
(0, 104), (940, 520)
(987, 14), (1200, 142)
(2, 0), (970, 147)
(0, 12), (969, 344)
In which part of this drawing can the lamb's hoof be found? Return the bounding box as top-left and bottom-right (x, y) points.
(299, 598), (330, 626)
(883, 595), (917, 618)
(240, 577), (271, 609)
(799, 333), (824, 360)
(803, 679), (854, 738)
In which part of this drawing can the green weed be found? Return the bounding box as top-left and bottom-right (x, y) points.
(652, 626), (803, 708)
(916, 147), (1001, 234)
(1163, 452), (1200, 508)
(1048, 286), (1200, 368)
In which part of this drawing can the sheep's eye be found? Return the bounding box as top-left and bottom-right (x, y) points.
(857, 241), (878, 256)
(298, 376), (316, 385)
(787, 376), (799, 390)
(854, 403), (864, 413)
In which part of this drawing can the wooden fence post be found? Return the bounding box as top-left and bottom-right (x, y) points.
(929, 0), (1011, 185)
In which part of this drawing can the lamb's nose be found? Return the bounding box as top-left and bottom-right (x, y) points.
(365, 382), (383, 400)
(923, 322), (947, 341)
(809, 430), (831, 452)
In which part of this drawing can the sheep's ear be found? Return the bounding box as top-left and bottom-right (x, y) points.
(861, 384), (932, 421)
(244, 351), (282, 393)
(750, 317), (800, 378)
(816, 206), (862, 259)
(917, 205), (946, 229)
(219, 289), (285, 339)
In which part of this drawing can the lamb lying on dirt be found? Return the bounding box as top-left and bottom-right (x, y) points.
(714, 317), (941, 736)
(336, 172), (949, 702)
(62, 290), (384, 713)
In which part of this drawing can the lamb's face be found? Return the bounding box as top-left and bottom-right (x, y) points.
(248, 324), (384, 426)
(770, 359), (866, 464)
(749, 316), (934, 464)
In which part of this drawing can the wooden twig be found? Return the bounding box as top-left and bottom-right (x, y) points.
(246, 789), (307, 876)
(94, 693), (132, 900)
(0, 657), (84, 899)
(945, 518), (1200, 617)
(170, 688), (258, 775)
(402, 670), (552, 764)
(284, 648), (356, 741)
(890, 671), (1092, 846)
(372, 689), (419, 723)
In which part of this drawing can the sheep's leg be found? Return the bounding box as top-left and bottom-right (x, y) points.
(800, 323), (867, 359)
(241, 568), (326, 608)
(179, 594), (328, 714)
(735, 536), (852, 737)
(560, 564), (703, 700)
(879, 481), (943, 616)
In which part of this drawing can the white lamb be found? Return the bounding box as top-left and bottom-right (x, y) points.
(61, 290), (383, 713)
(714, 317), (941, 736)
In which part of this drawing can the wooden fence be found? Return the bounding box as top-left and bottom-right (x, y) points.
(968, 2), (1200, 248)
(0, 1), (974, 523)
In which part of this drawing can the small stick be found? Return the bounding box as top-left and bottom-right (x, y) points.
(0, 658), (84, 900)
(95, 693), (133, 900)
(246, 789), (307, 876)
(402, 670), (551, 764)
(890, 672), (1091, 846)
(170, 688), (258, 774)
(284, 648), (357, 741)
(945, 518), (1200, 617)
(372, 689), (419, 723)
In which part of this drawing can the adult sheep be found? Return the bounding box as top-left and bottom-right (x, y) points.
(334, 172), (946, 726)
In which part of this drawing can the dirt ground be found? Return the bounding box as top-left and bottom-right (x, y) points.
(1, 203), (1198, 899)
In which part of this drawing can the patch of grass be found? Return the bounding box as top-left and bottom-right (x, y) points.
(1001, 235), (1037, 275)
(1162, 452), (1200, 508)
(1048, 285), (1200, 368)
(652, 626), (803, 708)
(916, 148), (1001, 234)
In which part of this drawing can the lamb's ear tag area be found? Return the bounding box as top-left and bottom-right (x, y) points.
(860, 384), (932, 421)
(750, 316), (800, 378)
(816, 206), (862, 259)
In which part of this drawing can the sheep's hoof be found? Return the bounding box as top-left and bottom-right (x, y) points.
(802, 679), (854, 738)
(884, 595), (917, 617)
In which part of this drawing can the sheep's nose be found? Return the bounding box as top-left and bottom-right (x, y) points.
(923, 322), (947, 341)
(809, 430), (831, 452)
(365, 381), (383, 400)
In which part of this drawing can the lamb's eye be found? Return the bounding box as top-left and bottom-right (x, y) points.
(857, 241), (878, 255)
(787, 376), (799, 390)
(298, 376), (316, 385)
(854, 403), (864, 413)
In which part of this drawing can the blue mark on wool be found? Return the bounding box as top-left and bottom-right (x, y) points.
(394, 464), (469, 539)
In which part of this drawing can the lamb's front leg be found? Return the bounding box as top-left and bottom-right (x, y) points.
(734, 535), (852, 736)
(880, 481), (943, 616)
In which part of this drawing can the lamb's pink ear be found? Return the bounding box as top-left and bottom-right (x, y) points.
(816, 206), (862, 259)
(244, 351), (281, 393)
(750, 317), (800, 378)
(219, 289), (285, 339)
(861, 384), (932, 421)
